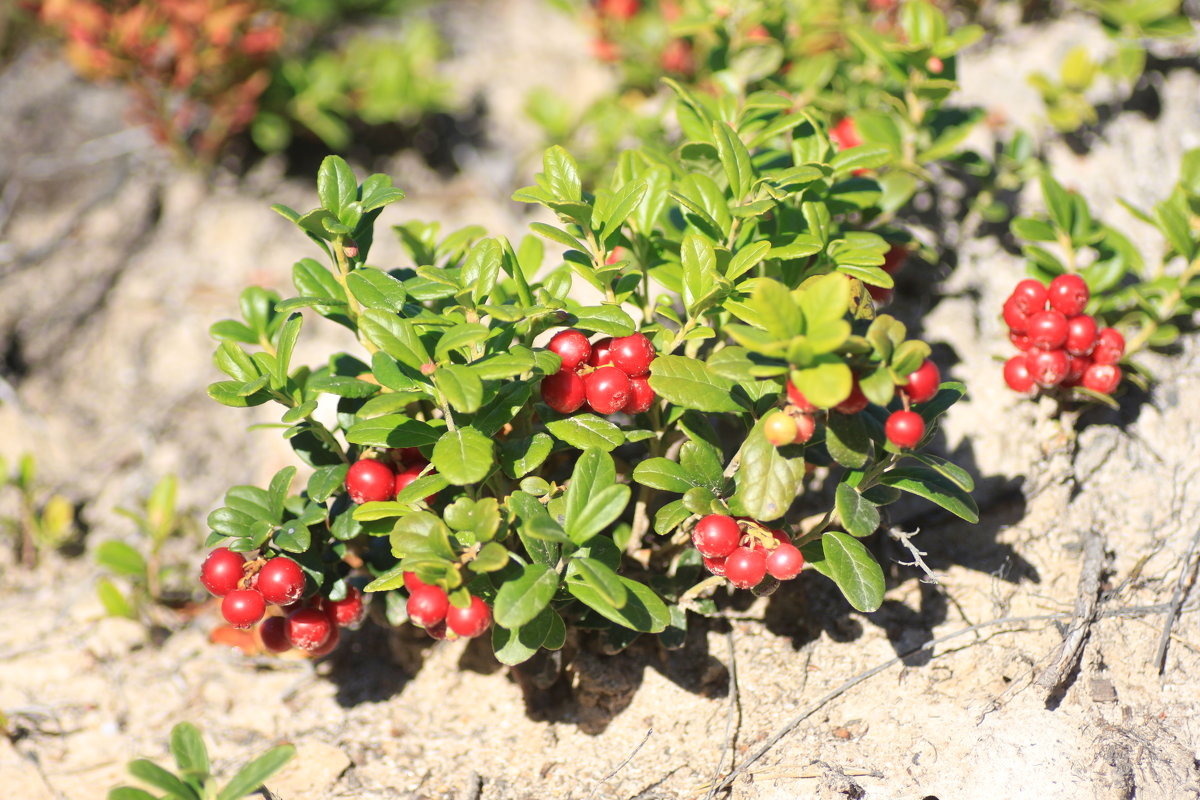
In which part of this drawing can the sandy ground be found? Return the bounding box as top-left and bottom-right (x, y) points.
(2, 4), (1200, 799)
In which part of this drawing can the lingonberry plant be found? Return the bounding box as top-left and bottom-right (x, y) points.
(1002, 152), (1200, 406)
(202, 76), (977, 667)
(0, 453), (77, 568)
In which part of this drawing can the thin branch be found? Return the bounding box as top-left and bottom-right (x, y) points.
(704, 629), (740, 800)
(1154, 521), (1200, 676)
(888, 526), (938, 583)
(586, 728), (653, 800)
(1034, 528), (1106, 702)
(710, 602), (1192, 795)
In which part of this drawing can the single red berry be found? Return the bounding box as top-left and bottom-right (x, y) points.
(407, 585), (450, 628)
(868, 285), (893, 306)
(764, 412), (799, 447)
(610, 332), (656, 377)
(200, 547), (245, 597)
(1011, 279), (1049, 314)
(541, 369), (587, 414)
(692, 514), (741, 558)
(346, 459), (395, 504)
(765, 542), (805, 580)
(1048, 274), (1090, 317)
(1010, 331), (1033, 351)
(834, 380), (869, 415)
(222, 589), (266, 629)
(584, 366), (633, 414)
(598, 0), (639, 21)
(256, 557), (305, 606)
(622, 377), (655, 414)
(830, 117), (862, 150)
(588, 337), (614, 367)
(926, 55), (944, 74)
(1003, 355), (1036, 394)
(394, 463), (437, 504)
(725, 547), (768, 589)
(1092, 328), (1125, 365)
(660, 38), (695, 75)
(446, 595), (492, 638)
(786, 381), (817, 412)
(389, 447), (427, 468)
(1064, 355), (1091, 386)
(746, 23), (770, 40)
(1026, 310), (1068, 350)
(902, 360), (940, 404)
(1082, 363), (1122, 394)
(322, 586), (365, 627)
(259, 616), (291, 653)
(793, 413), (816, 444)
(885, 410), (926, 449)
(1065, 314), (1097, 356)
(1003, 296), (1031, 334)
(286, 607), (332, 651)
(403, 571), (430, 592)
(702, 554), (727, 576)
(1027, 348), (1070, 387)
(882, 245), (907, 275)
(548, 329), (592, 371)
(309, 621), (341, 657)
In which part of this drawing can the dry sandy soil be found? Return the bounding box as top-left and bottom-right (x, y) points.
(2, 3), (1200, 799)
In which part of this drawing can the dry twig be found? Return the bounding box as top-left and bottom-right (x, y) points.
(1034, 528), (1106, 702)
(888, 526), (938, 584)
(586, 728), (653, 800)
(1154, 521), (1200, 676)
(703, 629), (740, 800)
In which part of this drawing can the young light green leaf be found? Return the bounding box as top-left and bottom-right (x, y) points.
(215, 745), (296, 800)
(95, 540), (147, 577)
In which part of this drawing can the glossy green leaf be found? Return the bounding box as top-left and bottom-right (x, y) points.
(567, 577), (669, 633)
(880, 466), (979, 522)
(648, 355), (741, 412)
(494, 563), (560, 629)
(822, 531), (885, 612)
(835, 483), (880, 538)
(545, 414), (625, 451)
(432, 427), (495, 485)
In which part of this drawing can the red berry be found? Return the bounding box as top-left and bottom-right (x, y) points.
(610, 332), (656, 377)
(256, 557), (305, 606)
(1003, 355), (1036, 394)
(222, 589), (266, 629)
(259, 616), (291, 653)
(588, 337), (614, 367)
(200, 547), (245, 597)
(660, 38), (695, 75)
(403, 571), (429, 592)
(1011, 279), (1049, 314)
(390, 447), (427, 468)
(446, 595), (492, 638)
(725, 547), (768, 589)
(885, 410), (925, 449)
(868, 285), (893, 306)
(541, 369), (587, 414)
(702, 554), (727, 576)
(1064, 355), (1091, 386)
(1048, 274), (1089, 317)
(1026, 310), (1068, 350)
(395, 463), (437, 504)
(902, 360), (940, 404)
(598, 0), (639, 21)
(1065, 314), (1097, 356)
(548, 329), (592, 371)
(591, 37), (619, 62)
(834, 380), (869, 414)
(1003, 296), (1031, 334)
(830, 117), (862, 150)
(882, 245), (907, 275)
(765, 542), (805, 580)
(764, 412), (799, 447)
(1092, 328), (1125, 365)
(286, 607), (333, 651)
(322, 586), (365, 627)
(622, 377), (655, 414)
(1082, 363), (1121, 394)
(309, 621), (341, 657)
(1010, 331), (1033, 351)
(346, 459), (395, 504)
(1027, 348), (1070, 387)
(793, 413), (816, 444)
(407, 585), (450, 628)
(786, 381), (817, 412)
(692, 515), (741, 558)
(584, 366), (633, 414)
(425, 620), (448, 640)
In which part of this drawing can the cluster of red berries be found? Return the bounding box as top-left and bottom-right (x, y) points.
(200, 547), (364, 656)
(344, 447), (437, 505)
(1001, 275), (1124, 395)
(691, 514), (805, 589)
(541, 329), (657, 416)
(767, 359), (939, 451)
(403, 572), (492, 640)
